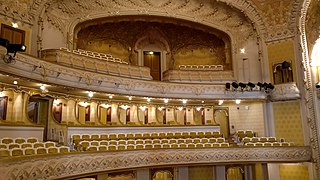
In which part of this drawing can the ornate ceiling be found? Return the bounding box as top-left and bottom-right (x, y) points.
(0, 0), (303, 43)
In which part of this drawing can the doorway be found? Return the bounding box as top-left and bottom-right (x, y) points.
(214, 108), (230, 138)
(144, 51), (161, 80)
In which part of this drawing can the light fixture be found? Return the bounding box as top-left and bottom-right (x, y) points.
(0, 91), (4, 97)
(147, 98), (151, 102)
(79, 101), (88, 107)
(120, 105), (129, 110)
(225, 83), (231, 90)
(109, 95), (113, 99)
(239, 82), (247, 90)
(257, 82), (265, 90)
(40, 85), (46, 91)
(182, 99), (187, 104)
(232, 82), (239, 90)
(101, 104), (111, 109)
(128, 96), (132, 101)
(11, 22), (18, 28)
(88, 91), (94, 98)
(177, 107), (184, 111)
(316, 82), (320, 89)
(13, 80), (18, 85)
(201, 100), (205, 103)
(164, 98), (169, 103)
(235, 99), (241, 104)
(139, 106), (147, 111)
(7, 44), (26, 57)
(196, 107), (202, 111)
(53, 99), (60, 105)
(158, 106), (165, 111)
(218, 100), (224, 105)
(247, 82), (255, 90)
(148, 51), (154, 55)
(240, 48), (246, 54)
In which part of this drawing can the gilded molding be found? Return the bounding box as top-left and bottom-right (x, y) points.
(0, 147), (312, 180)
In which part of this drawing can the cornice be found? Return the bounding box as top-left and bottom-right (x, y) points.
(0, 147), (311, 180)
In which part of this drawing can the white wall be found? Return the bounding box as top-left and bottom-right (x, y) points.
(42, 20), (66, 50)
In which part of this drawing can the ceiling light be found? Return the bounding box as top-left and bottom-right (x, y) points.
(196, 107), (202, 111)
(235, 99), (241, 104)
(40, 85), (46, 91)
(139, 106), (147, 111)
(120, 105), (129, 110)
(182, 99), (187, 104)
(158, 106), (165, 111)
(11, 22), (18, 28)
(240, 48), (246, 54)
(149, 51), (154, 55)
(79, 101), (88, 107)
(53, 99), (60, 105)
(218, 100), (224, 105)
(316, 82), (320, 89)
(101, 104), (111, 109)
(147, 98), (151, 102)
(13, 80), (18, 85)
(88, 91), (94, 98)
(0, 91), (4, 97)
(128, 96), (132, 101)
(164, 98), (169, 103)
(201, 100), (204, 103)
(178, 107), (184, 111)
(109, 95), (113, 99)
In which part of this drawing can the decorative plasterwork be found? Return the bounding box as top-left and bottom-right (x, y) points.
(42, 0), (258, 49)
(269, 82), (301, 101)
(0, 147), (311, 180)
(0, 52), (267, 100)
(300, 0), (320, 178)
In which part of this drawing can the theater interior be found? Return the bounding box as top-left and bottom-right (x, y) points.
(0, 0), (320, 179)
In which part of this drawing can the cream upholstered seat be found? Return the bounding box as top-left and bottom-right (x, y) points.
(109, 134), (117, 141)
(197, 132), (205, 138)
(118, 145), (126, 150)
(145, 144), (153, 149)
(134, 133), (143, 140)
(159, 133), (166, 139)
(171, 143), (179, 148)
(220, 143), (229, 147)
(80, 141), (90, 150)
(254, 142), (263, 147)
(169, 139), (177, 144)
(182, 132), (190, 138)
(209, 138), (217, 143)
(212, 143), (220, 148)
(196, 144), (204, 148)
(126, 145), (135, 150)
(0, 149), (10, 157)
(263, 142), (272, 147)
(205, 132), (213, 138)
(90, 141), (99, 146)
(98, 145), (107, 151)
(72, 134), (81, 144)
(204, 143), (212, 148)
(153, 144), (161, 149)
(99, 141), (108, 146)
(142, 133), (151, 139)
(1, 138), (14, 144)
(161, 139), (169, 144)
(100, 134), (108, 140)
(47, 147), (59, 154)
(135, 144), (144, 150)
(33, 142), (45, 148)
(189, 132), (197, 138)
(245, 142), (255, 147)
(174, 132), (182, 139)
(151, 133), (158, 139)
(193, 138), (201, 144)
(242, 137), (251, 143)
(118, 140), (127, 145)
(272, 142), (281, 146)
(167, 132), (174, 139)
(177, 139), (185, 144)
(21, 143), (32, 149)
(45, 141), (55, 148)
(118, 133), (126, 140)
(109, 140), (118, 145)
(8, 143), (20, 149)
(201, 138), (209, 143)
(212, 132), (222, 138)
(59, 146), (70, 153)
(0, 144), (7, 149)
(26, 137), (38, 143)
(145, 140), (152, 144)
(162, 144), (170, 149)
(136, 140), (144, 145)
(187, 143), (195, 148)
(260, 137), (268, 142)
(108, 145), (117, 151)
(252, 137), (260, 143)
(36, 147), (47, 154)
(267, 137), (277, 142)
(90, 134), (100, 141)
(11, 148), (24, 156)
(126, 133), (135, 140)
(87, 146), (98, 152)
(127, 140), (135, 145)
(281, 142), (291, 146)
(245, 130), (254, 138)
(153, 139), (161, 144)
(216, 138), (225, 143)
(24, 148), (35, 155)
(185, 139), (193, 144)
(81, 134), (90, 141)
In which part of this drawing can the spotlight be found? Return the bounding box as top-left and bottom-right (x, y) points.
(0, 38), (9, 48)
(7, 44), (26, 56)
(225, 83), (231, 90)
(247, 82), (255, 90)
(231, 82), (238, 89)
(257, 82), (265, 90)
(266, 83), (274, 90)
(239, 82), (247, 90)
(316, 82), (320, 89)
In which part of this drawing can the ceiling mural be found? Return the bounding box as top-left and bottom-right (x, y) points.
(0, 0), (304, 42)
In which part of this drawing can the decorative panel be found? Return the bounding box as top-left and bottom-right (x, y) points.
(188, 166), (213, 180)
(273, 101), (304, 146)
(279, 164), (309, 180)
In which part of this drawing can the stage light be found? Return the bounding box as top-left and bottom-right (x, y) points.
(225, 83), (231, 90)
(232, 82), (239, 89)
(257, 82), (265, 90)
(7, 44), (26, 56)
(247, 82), (255, 89)
(239, 82), (247, 90)
(316, 82), (320, 89)
(13, 80), (18, 85)
(266, 83), (274, 90)
(0, 38), (9, 48)
(109, 95), (113, 99)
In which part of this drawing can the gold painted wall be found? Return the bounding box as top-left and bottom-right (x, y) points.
(273, 101), (304, 146)
(267, 40), (297, 83)
(188, 166), (213, 180)
(279, 164), (309, 180)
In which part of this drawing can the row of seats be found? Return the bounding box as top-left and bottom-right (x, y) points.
(244, 142), (291, 147)
(77, 137), (226, 149)
(236, 130), (256, 139)
(0, 141), (56, 149)
(72, 131), (223, 144)
(81, 142), (231, 152)
(0, 146), (70, 157)
(179, 64), (224, 71)
(1, 137), (38, 144)
(60, 48), (128, 64)
(242, 137), (279, 143)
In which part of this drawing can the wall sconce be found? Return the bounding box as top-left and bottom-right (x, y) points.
(139, 106), (147, 111)
(101, 104), (111, 109)
(120, 105), (130, 110)
(158, 106), (165, 111)
(79, 101), (88, 107)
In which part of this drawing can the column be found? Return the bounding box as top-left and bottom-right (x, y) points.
(176, 167), (188, 180)
(137, 168), (150, 180)
(215, 166), (226, 180)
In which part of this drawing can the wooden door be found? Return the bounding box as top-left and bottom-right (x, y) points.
(144, 52), (161, 80)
